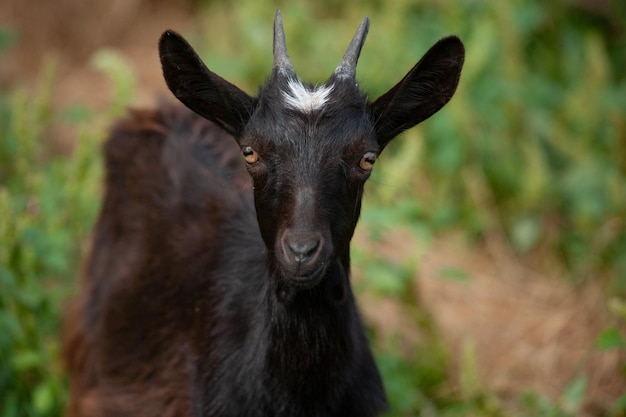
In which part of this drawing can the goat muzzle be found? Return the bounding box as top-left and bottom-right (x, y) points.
(278, 229), (330, 288)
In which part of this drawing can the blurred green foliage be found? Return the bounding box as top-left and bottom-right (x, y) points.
(0, 46), (132, 415)
(1, 0), (625, 416)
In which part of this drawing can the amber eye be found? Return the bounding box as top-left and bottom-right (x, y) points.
(242, 146), (259, 164)
(359, 152), (377, 171)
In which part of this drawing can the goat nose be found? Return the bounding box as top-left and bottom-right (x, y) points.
(285, 237), (319, 263)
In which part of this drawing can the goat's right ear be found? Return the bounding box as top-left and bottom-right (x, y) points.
(369, 36), (464, 150)
(159, 30), (256, 138)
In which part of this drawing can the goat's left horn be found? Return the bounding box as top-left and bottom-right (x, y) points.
(273, 10), (295, 77)
(334, 16), (370, 80)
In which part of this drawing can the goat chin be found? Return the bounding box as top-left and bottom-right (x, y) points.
(281, 260), (329, 290)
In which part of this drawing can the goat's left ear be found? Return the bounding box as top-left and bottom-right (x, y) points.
(159, 30), (257, 138)
(369, 36), (464, 150)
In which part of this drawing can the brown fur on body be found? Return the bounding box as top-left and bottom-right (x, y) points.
(62, 105), (252, 417)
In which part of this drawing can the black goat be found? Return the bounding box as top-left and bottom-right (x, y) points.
(63, 11), (464, 417)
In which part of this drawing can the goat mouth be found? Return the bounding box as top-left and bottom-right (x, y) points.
(282, 262), (327, 290)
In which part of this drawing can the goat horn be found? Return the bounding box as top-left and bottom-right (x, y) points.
(334, 17), (370, 79)
(273, 10), (295, 77)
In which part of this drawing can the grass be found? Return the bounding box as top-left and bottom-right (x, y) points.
(1, 0), (625, 415)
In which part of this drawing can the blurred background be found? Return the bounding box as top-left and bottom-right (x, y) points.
(1, 0), (625, 416)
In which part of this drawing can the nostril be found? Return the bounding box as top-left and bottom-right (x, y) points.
(286, 238), (319, 263)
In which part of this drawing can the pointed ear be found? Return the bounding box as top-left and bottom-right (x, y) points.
(159, 30), (256, 138)
(369, 36), (464, 150)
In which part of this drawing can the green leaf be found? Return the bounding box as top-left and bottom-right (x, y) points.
(610, 392), (626, 415)
(437, 266), (471, 282)
(0, 27), (17, 53)
(11, 350), (42, 370)
(595, 327), (626, 351)
(561, 376), (587, 414)
(61, 105), (94, 123)
(1, 391), (18, 417)
(33, 381), (54, 413)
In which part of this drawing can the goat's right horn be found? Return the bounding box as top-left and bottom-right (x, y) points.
(334, 16), (370, 80)
(273, 10), (296, 77)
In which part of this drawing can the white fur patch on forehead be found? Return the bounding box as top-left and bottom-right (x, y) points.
(282, 79), (333, 113)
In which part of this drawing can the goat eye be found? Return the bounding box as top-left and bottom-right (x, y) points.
(359, 152), (377, 171)
(242, 146), (259, 164)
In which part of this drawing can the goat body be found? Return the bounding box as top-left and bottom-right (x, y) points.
(63, 11), (464, 417)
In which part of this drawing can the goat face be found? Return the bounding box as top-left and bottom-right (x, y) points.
(240, 76), (377, 287)
(159, 11), (464, 289)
